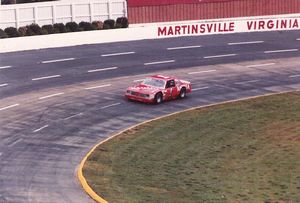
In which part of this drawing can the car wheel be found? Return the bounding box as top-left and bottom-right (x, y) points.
(155, 93), (163, 104)
(179, 88), (186, 99)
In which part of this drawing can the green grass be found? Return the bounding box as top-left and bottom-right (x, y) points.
(83, 92), (300, 203)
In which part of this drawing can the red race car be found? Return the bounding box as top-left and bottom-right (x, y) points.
(125, 75), (192, 104)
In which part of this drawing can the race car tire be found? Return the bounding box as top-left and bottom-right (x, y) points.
(179, 88), (186, 99)
(155, 92), (163, 104)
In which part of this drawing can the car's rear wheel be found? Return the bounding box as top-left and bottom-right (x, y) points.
(155, 93), (163, 104)
(179, 88), (186, 99)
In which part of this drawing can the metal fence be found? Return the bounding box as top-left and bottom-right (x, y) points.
(0, 0), (127, 29)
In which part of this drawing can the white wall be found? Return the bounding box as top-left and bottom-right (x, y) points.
(0, 0), (127, 29)
(1, 14), (299, 53)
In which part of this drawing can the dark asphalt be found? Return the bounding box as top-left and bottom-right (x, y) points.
(0, 30), (300, 203)
(0, 30), (300, 99)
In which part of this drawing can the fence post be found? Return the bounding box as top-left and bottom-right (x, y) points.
(71, 3), (75, 22)
(15, 8), (19, 28)
(90, 2), (94, 22)
(52, 4), (56, 24)
(123, 0), (127, 17)
(34, 6), (38, 24)
(108, 0), (113, 19)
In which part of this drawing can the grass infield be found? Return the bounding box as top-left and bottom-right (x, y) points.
(83, 92), (300, 203)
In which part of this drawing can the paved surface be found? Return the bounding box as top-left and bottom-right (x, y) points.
(0, 30), (300, 203)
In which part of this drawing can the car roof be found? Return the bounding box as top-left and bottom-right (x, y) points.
(150, 75), (175, 81)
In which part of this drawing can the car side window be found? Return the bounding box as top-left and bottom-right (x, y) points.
(166, 80), (175, 88)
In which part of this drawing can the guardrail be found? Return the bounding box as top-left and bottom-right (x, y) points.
(0, 0), (127, 29)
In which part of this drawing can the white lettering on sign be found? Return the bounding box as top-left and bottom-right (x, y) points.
(157, 17), (300, 37)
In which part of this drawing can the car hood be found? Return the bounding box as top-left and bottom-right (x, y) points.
(128, 84), (161, 94)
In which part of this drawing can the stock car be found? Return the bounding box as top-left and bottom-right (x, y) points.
(125, 75), (192, 104)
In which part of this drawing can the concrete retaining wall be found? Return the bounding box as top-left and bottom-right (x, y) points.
(1, 13), (299, 53)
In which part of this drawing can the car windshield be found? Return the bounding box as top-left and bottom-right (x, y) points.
(142, 77), (165, 88)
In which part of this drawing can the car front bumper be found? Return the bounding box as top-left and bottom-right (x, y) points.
(125, 94), (154, 103)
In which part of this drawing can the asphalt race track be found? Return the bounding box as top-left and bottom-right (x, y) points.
(0, 30), (300, 203)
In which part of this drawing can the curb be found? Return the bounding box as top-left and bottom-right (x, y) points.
(77, 143), (108, 203)
(77, 89), (299, 203)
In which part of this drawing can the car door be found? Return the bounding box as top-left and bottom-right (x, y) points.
(165, 80), (178, 99)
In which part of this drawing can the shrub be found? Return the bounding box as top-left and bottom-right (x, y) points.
(66, 22), (79, 32)
(1, 0), (16, 4)
(1, 17), (128, 39)
(42, 24), (56, 34)
(53, 23), (67, 33)
(4, 27), (19, 38)
(41, 29), (48, 35)
(27, 23), (43, 35)
(79, 21), (93, 31)
(103, 19), (115, 29)
(92, 21), (103, 30)
(0, 29), (8, 38)
(25, 26), (35, 36)
(18, 26), (27, 36)
(116, 17), (129, 28)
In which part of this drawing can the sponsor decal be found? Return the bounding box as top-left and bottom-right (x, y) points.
(158, 17), (300, 37)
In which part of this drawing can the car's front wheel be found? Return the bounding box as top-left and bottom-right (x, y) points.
(179, 88), (186, 99)
(154, 93), (163, 104)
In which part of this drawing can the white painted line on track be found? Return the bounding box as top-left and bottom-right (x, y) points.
(228, 41), (264, 45)
(193, 86), (210, 91)
(8, 138), (23, 147)
(41, 58), (75, 64)
(144, 60), (175, 66)
(167, 45), (202, 50)
(0, 103), (19, 111)
(188, 69), (217, 75)
(246, 63), (275, 68)
(0, 83), (8, 87)
(0, 66), (12, 70)
(289, 74), (300, 78)
(87, 67), (118, 73)
(264, 49), (298, 54)
(100, 103), (121, 109)
(63, 113), (83, 120)
(101, 52), (135, 57)
(84, 84), (112, 90)
(39, 92), (64, 100)
(32, 75), (61, 81)
(214, 84), (237, 90)
(235, 80), (260, 85)
(33, 125), (49, 133)
(204, 54), (237, 59)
